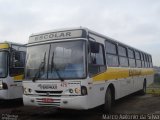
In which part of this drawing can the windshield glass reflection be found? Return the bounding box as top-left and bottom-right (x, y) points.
(25, 44), (49, 79)
(0, 52), (8, 78)
(25, 40), (86, 80)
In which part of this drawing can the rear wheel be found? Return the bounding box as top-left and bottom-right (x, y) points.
(104, 87), (112, 113)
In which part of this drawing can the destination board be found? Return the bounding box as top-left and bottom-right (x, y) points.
(29, 29), (85, 43)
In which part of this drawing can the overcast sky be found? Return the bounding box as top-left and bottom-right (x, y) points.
(0, 0), (160, 66)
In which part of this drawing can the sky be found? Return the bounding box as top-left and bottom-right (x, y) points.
(0, 0), (160, 66)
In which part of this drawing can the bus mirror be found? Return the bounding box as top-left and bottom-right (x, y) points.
(15, 52), (20, 61)
(11, 51), (25, 68)
(90, 41), (99, 53)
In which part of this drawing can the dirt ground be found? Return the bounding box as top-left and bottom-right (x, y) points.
(0, 93), (160, 120)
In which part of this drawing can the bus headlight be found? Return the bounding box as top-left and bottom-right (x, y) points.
(2, 83), (8, 89)
(0, 83), (8, 90)
(0, 84), (3, 89)
(69, 89), (73, 93)
(64, 88), (81, 95)
(81, 86), (88, 96)
(23, 87), (32, 95)
(23, 87), (28, 94)
(75, 88), (81, 94)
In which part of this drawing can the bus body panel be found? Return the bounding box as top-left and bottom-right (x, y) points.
(0, 72), (23, 100)
(0, 89), (8, 99)
(23, 79), (90, 109)
(0, 41), (26, 100)
(23, 67), (154, 109)
(23, 27), (154, 110)
(23, 94), (90, 109)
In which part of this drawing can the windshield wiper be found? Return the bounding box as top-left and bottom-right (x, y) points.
(51, 52), (64, 81)
(32, 52), (46, 82)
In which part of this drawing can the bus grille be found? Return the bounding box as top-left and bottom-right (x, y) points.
(35, 90), (63, 97)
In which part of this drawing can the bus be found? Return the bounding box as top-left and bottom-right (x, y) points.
(0, 41), (26, 100)
(23, 27), (154, 112)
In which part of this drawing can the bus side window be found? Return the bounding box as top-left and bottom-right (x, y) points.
(128, 48), (136, 67)
(149, 55), (153, 67)
(147, 55), (150, 68)
(135, 51), (141, 68)
(140, 52), (144, 68)
(118, 45), (128, 67)
(144, 54), (148, 68)
(14, 51), (26, 67)
(10, 51), (26, 76)
(88, 41), (106, 77)
(105, 41), (119, 67)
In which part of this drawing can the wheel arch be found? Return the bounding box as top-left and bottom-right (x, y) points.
(107, 83), (115, 102)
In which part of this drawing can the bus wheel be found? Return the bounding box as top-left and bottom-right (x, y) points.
(104, 87), (112, 113)
(139, 80), (146, 95)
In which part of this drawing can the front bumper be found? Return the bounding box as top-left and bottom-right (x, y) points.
(23, 94), (89, 110)
(0, 90), (8, 99)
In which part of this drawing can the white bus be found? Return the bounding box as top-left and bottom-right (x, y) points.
(23, 27), (154, 112)
(0, 41), (26, 100)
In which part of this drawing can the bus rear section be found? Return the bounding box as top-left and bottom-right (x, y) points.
(0, 42), (26, 100)
(23, 27), (154, 112)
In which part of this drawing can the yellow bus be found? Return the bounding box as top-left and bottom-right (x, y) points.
(23, 27), (154, 112)
(0, 41), (26, 100)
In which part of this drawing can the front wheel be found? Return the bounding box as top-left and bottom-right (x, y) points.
(104, 88), (112, 113)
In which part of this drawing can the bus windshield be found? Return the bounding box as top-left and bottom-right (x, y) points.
(0, 51), (8, 78)
(25, 40), (86, 80)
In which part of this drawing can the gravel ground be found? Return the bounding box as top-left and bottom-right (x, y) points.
(0, 94), (160, 120)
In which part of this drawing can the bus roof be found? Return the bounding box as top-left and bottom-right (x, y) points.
(29, 27), (87, 44)
(0, 41), (26, 49)
(87, 28), (151, 56)
(29, 27), (151, 56)
(29, 27), (87, 36)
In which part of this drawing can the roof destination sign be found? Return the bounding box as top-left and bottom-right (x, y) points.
(29, 29), (84, 43)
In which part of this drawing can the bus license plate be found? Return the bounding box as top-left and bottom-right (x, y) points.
(42, 98), (54, 103)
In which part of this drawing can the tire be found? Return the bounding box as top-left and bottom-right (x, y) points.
(139, 81), (146, 95)
(104, 87), (112, 113)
